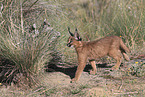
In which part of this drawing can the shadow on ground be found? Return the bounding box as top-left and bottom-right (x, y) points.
(45, 63), (112, 79)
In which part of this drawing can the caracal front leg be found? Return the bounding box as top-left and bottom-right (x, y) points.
(71, 59), (86, 83)
(89, 61), (97, 75)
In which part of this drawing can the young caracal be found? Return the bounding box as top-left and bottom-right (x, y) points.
(67, 27), (130, 82)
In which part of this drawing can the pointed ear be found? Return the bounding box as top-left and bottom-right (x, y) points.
(68, 27), (74, 36)
(74, 28), (82, 41)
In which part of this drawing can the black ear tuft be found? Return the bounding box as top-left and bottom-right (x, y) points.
(68, 27), (70, 31)
(68, 27), (74, 36)
(75, 28), (82, 41)
(78, 37), (82, 41)
(77, 36), (82, 41)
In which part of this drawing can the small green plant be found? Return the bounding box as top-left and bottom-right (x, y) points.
(130, 61), (145, 77)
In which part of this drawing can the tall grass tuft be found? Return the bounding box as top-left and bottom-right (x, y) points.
(97, 0), (145, 51)
(0, 0), (60, 86)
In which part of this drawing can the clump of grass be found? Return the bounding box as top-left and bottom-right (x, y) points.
(0, 21), (59, 86)
(0, 0), (61, 86)
(102, 1), (144, 49)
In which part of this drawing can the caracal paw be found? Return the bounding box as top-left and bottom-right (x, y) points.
(111, 66), (119, 70)
(89, 70), (96, 75)
(70, 78), (79, 83)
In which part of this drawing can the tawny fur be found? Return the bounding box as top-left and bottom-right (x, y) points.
(67, 29), (130, 83)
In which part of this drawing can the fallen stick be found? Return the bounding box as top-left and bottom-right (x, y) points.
(114, 91), (138, 95)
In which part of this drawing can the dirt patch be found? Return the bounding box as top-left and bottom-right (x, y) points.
(87, 87), (109, 97)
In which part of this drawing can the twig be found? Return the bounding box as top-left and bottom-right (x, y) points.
(118, 79), (123, 90)
(114, 91), (138, 95)
(33, 87), (44, 93)
(0, 20), (5, 26)
(28, 0), (39, 11)
(20, 0), (24, 34)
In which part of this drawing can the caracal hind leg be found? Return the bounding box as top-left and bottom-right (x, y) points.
(122, 53), (130, 61)
(112, 57), (121, 70)
(109, 50), (122, 70)
(89, 61), (97, 75)
(71, 61), (86, 83)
